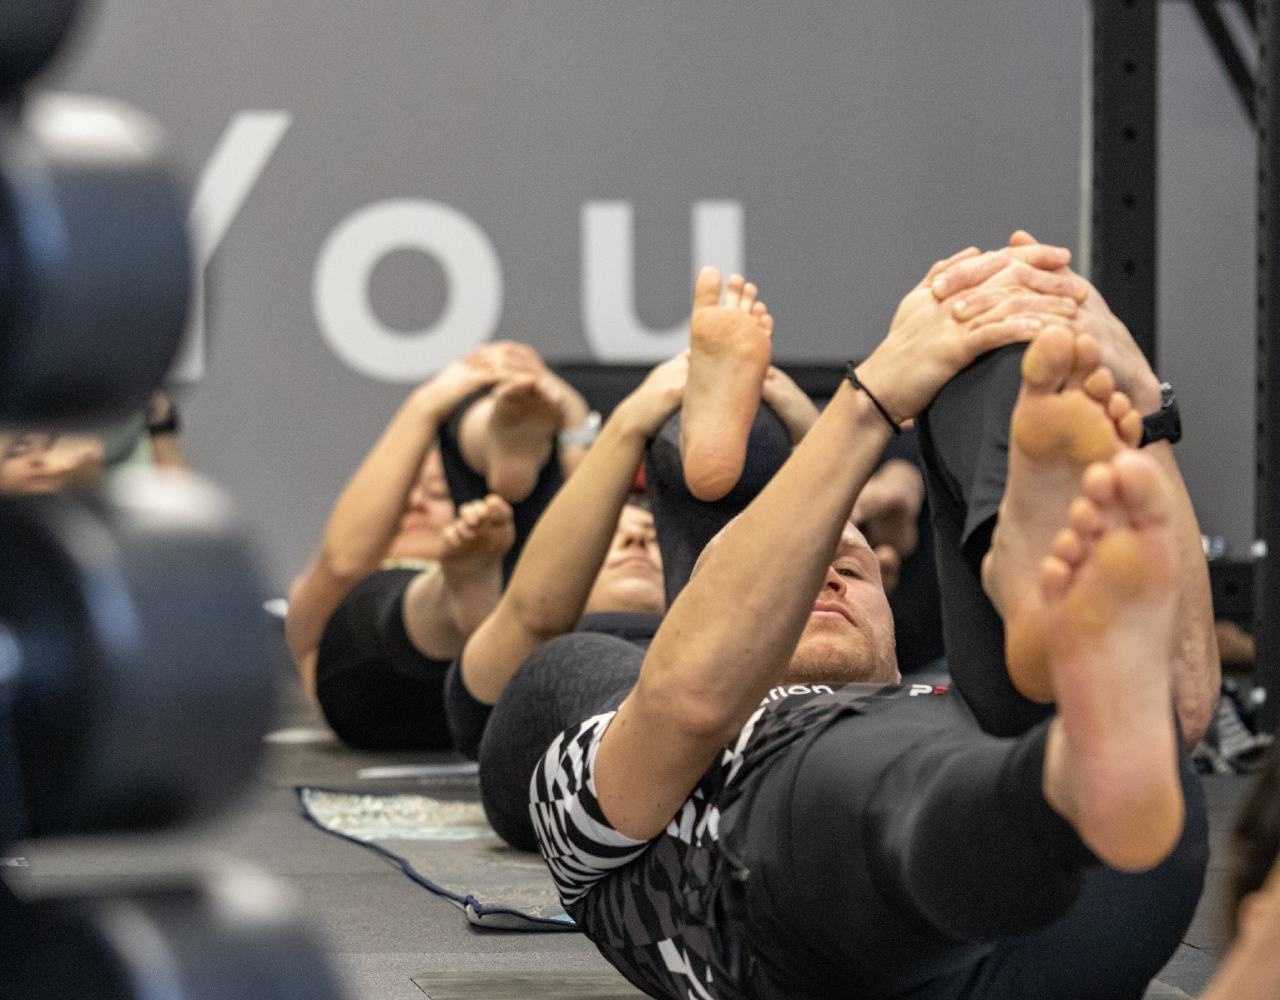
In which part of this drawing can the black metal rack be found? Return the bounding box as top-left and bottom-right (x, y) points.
(1092, 0), (1277, 727)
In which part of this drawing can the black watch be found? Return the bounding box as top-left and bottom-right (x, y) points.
(1139, 382), (1181, 447)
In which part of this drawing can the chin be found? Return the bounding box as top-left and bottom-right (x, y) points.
(585, 576), (665, 616)
(784, 625), (896, 686)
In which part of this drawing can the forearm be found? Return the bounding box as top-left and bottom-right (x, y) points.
(501, 409), (648, 636)
(598, 386), (891, 838)
(1107, 368), (1217, 742)
(459, 406), (650, 704)
(321, 395), (440, 579)
(1145, 442), (1219, 744)
(639, 385), (890, 741)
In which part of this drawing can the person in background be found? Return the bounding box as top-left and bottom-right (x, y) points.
(0, 431), (104, 494)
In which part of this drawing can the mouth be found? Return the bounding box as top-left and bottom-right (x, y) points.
(609, 555), (660, 573)
(810, 601), (855, 625)
(399, 512), (437, 533)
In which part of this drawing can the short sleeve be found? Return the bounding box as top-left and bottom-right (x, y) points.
(529, 712), (652, 906)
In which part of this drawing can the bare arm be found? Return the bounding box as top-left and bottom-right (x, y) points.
(761, 365), (820, 443)
(594, 261), (1053, 840)
(460, 355), (687, 704)
(284, 354), (500, 696)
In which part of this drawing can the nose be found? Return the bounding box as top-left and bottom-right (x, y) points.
(618, 528), (648, 550)
(822, 565), (847, 597)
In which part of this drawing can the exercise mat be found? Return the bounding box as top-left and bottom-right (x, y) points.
(297, 786), (575, 931)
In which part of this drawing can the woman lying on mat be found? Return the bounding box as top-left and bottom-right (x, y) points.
(284, 341), (589, 750)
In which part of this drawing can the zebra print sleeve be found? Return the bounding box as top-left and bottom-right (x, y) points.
(529, 712), (652, 906)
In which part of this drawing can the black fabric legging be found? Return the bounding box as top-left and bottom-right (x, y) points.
(644, 404), (792, 604)
(721, 695), (1207, 1000)
(437, 386), (565, 585)
(917, 343), (1044, 736)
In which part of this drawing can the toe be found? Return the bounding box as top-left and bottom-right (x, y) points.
(693, 266), (723, 309)
(1082, 462), (1118, 507)
(1020, 326), (1074, 389)
(1068, 333), (1101, 385)
(740, 281), (758, 311)
(1052, 527), (1086, 566)
(1112, 452), (1170, 525)
(1083, 367), (1115, 403)
(1118, 410), (1143, 447)
(1068, 495), (1104, 538)
(1040, 554), (1072, 602)
(724, 273), (745, 308)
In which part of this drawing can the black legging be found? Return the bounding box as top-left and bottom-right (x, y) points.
(437, 387), (565, 585)
(720, 696), (1207, 1000)
(917, 343), (1042, 736)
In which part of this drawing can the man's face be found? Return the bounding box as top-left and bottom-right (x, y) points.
(582, 504), (665, 616)
(0, 433), (66, 494)
(784, 521), (899, 685)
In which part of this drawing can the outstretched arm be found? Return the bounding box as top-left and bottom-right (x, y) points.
(459, 354), (688, 704)
(594, 260), (1058, 840)
(285, 351), (504, 697)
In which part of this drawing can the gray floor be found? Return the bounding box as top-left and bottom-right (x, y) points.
(9, 674), (1249, 999)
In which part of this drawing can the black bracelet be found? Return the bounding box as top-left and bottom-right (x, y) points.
(147, 407), (180, 437)
(845, 362), (900, 435)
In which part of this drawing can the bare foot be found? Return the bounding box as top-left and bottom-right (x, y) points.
(1037, 452), (1183, 872)
(485, 375), (564, 502)
(681, 266), (774, 501)
(438, 495), (514, 635)
(982, 325), (1143, 701)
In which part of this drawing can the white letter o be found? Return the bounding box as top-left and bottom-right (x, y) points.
(313, 200), (501, 382)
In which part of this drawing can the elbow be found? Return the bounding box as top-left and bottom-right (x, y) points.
(638, 678), (742, 748)
(317, 549), (376, 590)
(504, 591), (577, 645)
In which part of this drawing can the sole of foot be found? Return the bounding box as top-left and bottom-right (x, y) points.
(680, 265), (774, 502)
(485, 376), (564, 503)
(983, 324), (1143, 702)
(1038, 451), (1183, 872)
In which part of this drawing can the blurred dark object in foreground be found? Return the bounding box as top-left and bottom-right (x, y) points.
(0, 3), (345, 997)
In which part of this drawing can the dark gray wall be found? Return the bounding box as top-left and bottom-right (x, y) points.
(49, 2), (1252, 589)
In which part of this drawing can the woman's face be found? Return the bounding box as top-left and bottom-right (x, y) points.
(0, 433), (65, 494)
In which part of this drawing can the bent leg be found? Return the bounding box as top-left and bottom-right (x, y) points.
(644, 404), (792, 605)
(724, 696), (1204, 999)
(918, 344), (1032, 733)
(438, 388), (564, 584)
(477, 632), (642, 852)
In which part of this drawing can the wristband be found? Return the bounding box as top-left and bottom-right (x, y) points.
(845, 363), (900, 435)
(559, 411), (602, 448)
